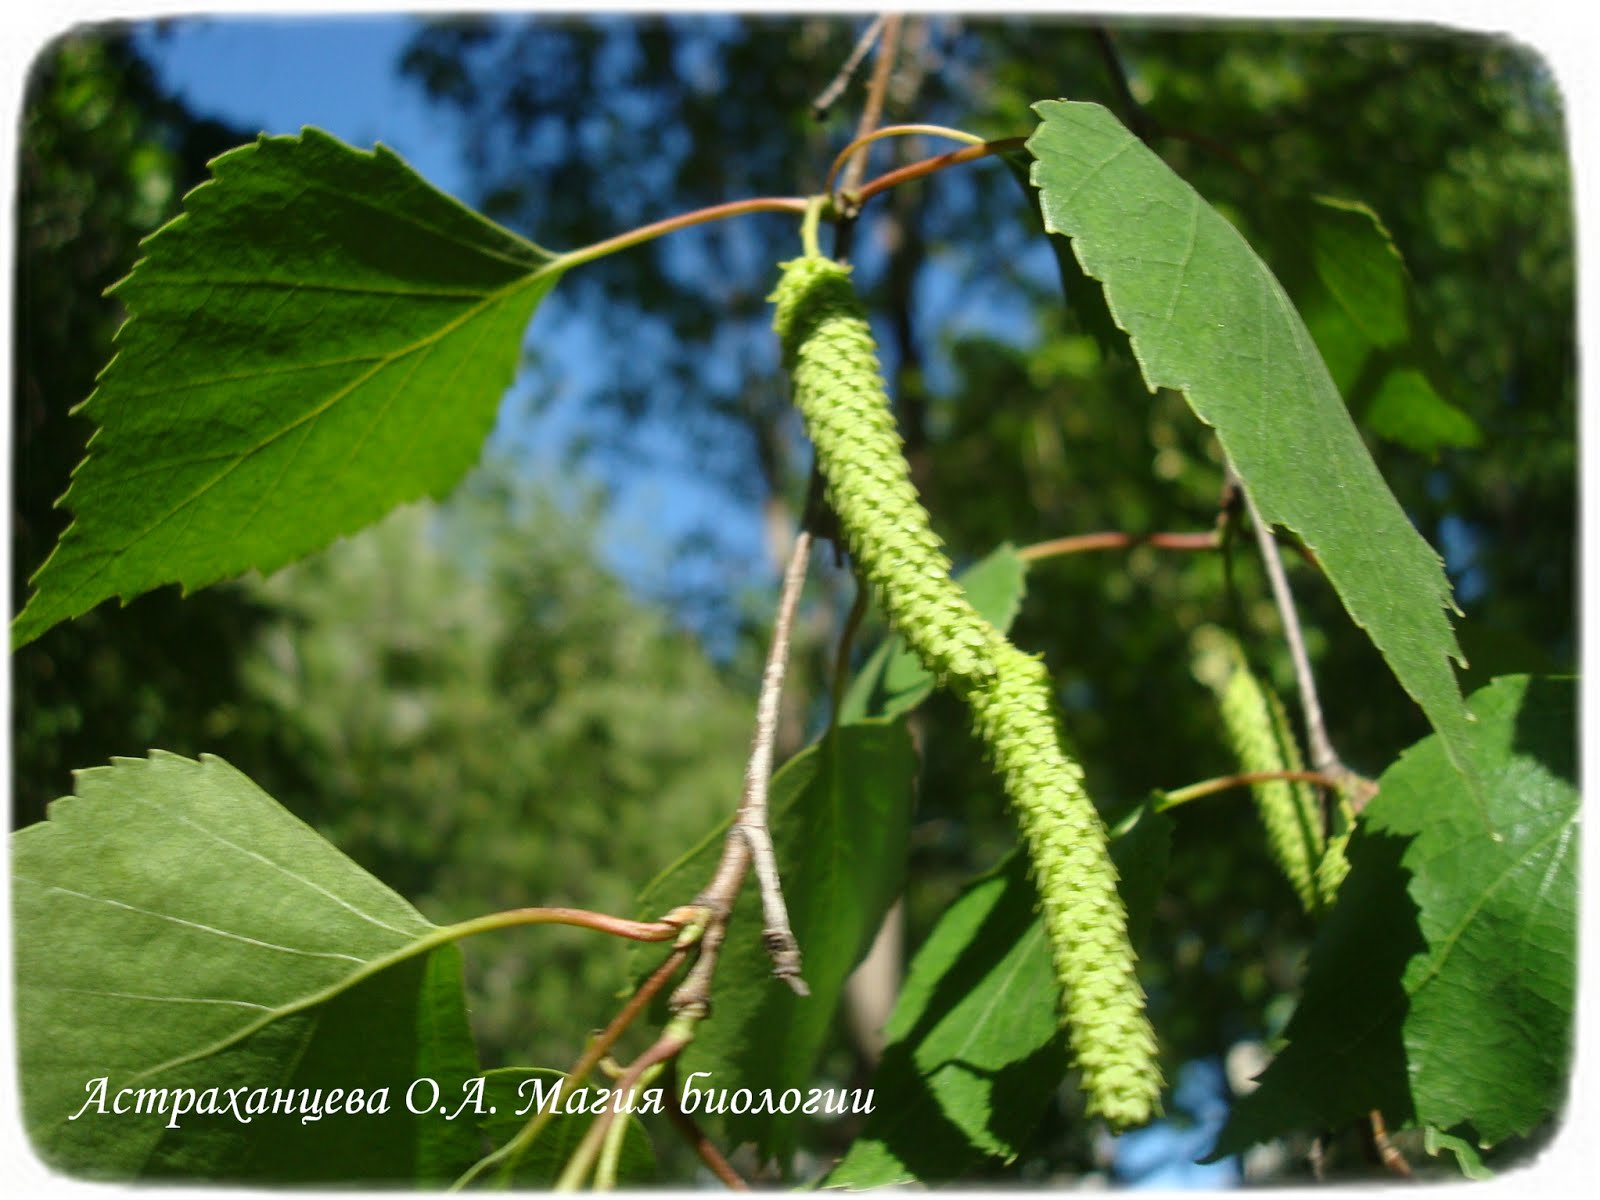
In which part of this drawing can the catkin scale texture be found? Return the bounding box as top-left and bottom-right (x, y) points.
(1206, 634), (1334, 915)
(772, 255), (1160, 1128)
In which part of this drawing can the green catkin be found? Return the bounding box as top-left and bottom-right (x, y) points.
(771, 253), (1161, 1129)
(1316, 793), (1354, 903)
(1199, 630), (1336, 915)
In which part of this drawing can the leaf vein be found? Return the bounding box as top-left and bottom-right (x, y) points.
(33, 883), (370, 964)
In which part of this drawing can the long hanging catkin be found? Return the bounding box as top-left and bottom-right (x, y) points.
(771, 253), (1161, 1128)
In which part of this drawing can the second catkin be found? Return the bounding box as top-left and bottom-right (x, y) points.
(1191, 626), (1349, 914)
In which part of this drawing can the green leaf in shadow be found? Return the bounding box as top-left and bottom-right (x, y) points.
(1269, 195), (1481, 457)
(826, 802), (1172, 1186)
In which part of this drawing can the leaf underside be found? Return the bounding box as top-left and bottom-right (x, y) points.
(1212, 675), (1576, 1158)
(14, 127), (558, 647)
(13, 751), (482, 1182)
(1027, 101), (1472, 783)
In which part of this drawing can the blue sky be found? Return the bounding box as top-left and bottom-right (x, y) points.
(134, 17), (467, 198)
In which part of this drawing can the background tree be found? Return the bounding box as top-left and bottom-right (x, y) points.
(13, 32), (270, 829)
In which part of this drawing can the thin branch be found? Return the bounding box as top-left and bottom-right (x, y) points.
(1018, 529), (1219, 562)
(450, 946), (689, 1191)
(555, 1029), (691, 1191)
(837, 14), (903, 199)
(811, 15), (885, 119)
(1092, 24), (1262, 182)
(664, 1067), (750, 1190)
(1093, 27), (1157, 141)
(672, 530), (815, 1014)
(671, 31), (910, 1005)
(739, 528), (813, 995)
(1238, 479), (1344, 776)
(1155, 769), (1344, 812)
(853, 137), (1028, 208)
(1369, 1108), (1415, 1179)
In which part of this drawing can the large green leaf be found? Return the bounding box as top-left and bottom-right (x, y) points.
(1270, 195), (1480, 456)
(13, 128), (560, 647)
(1212, 675), (1576, 1157)
(1376, 674), (1576, 1144)
(826, 803), (1171, 1187)
(838, 545), (1029, 723)
(13, 752), (483, 1182)
(635, 720), (916, 1162)
(1027, 101), (1472, 784)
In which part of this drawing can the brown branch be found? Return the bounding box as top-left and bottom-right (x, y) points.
(557, 1027), (694, 1190)
(830, 13), (904, 260)
(453, 946), (690, 1189)
(837, 14), (903, 198)
(664, 1065), (750, 1190)
(554, 196), (810, 273)
(824, 124), (984, 201)
(1018, 529), (1219, 562)
(505, 907), (681, 941)
(436, 906), (683, 947)
(811, 16), (886, 120)
(852, 137), (1027, 209)
(1369, 1108), (1415, 1179)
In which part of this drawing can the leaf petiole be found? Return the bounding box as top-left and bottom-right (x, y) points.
(545, 196), (810, 275)
(823, 123), (987, 199)
(1154, 769), (1341, 813)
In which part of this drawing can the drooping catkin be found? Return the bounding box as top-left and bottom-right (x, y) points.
(1193, 627), (1336, 915)
(771, 253), (1161, 1128)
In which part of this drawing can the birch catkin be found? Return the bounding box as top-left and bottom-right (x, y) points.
(1195, 628), (1343, 914)
(771, 253), (1161, 1128)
